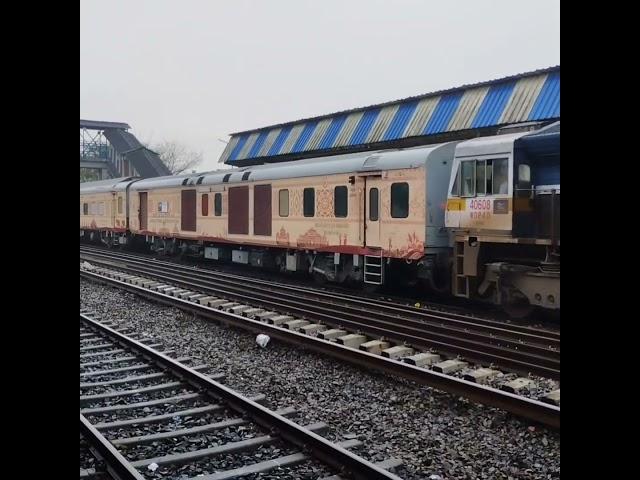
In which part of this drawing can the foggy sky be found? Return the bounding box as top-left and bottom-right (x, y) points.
(80, 0), (560, 172)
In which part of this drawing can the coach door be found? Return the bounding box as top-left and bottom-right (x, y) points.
(139, 192), (148, 231)
(253, 184), (272, 236)
(364, 177), (382, 248)
(181, 189), (197, 232)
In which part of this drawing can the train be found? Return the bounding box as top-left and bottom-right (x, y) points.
(80, 122), (559, 318)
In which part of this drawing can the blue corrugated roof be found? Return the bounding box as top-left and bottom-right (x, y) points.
(291, 121), (318, 153)
(248, 130), (270, 158)
(221, 66), (560, 165)
(424, 93), (463, 134)
(528, 72), (560, 120)
(350, 108), (380, 145)
(267, 125), (293, 156)
(228, 134), (250, 161)
(319, 115), (348, 149)
(383, 101), (419, 141)
(472, 81), (516, 128)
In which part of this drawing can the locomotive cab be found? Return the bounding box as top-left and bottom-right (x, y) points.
(445, 123), (560, 317)
(512, 122), (560, 247)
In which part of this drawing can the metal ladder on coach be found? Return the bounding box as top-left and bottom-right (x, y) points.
(364, 251), (384, 285)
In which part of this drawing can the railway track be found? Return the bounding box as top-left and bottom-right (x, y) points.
(80, 255), (559, 429)
(80, 246), (560, 380)
(81, 244), (558, 329)
(80, 313), (403, 480)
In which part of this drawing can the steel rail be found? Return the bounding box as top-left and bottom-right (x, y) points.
(80, 251), (560, 379)
(80, 313), (402, 480)
(80, 413), (146, 480)
(80, 270), (560, 429)
(80, 245), (559, 345)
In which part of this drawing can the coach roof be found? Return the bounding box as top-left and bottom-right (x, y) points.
(80, 177), (138, 194)
(198, 141), (456, 186)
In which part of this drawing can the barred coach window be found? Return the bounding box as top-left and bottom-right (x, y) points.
(391, 182), (409, 218)
(303, 188), (315, 217)
(334, 186), (348, 218)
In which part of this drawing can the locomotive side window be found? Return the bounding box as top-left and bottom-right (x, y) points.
(83, 203), (88, 215)
(334, 186), (348, 218)
(475, 160), (495, 195)
(451, 165), (461, 196)
(117, 196), (123, 214)
(493, 159), (508, 194)
(476, 161), (486, 195)
(214, 193), (222, 216)
(391, 183), (409, 218)
(279, 189), (289, 217)
(517, 164), (531, 191)
(461, 161), (475, 197)
(369, 188), (379, 221)
(485, 161), (494, 194)
(455, 158), (508, 197)
(303, 188), (315, 217)
(202, 194), (209, 216)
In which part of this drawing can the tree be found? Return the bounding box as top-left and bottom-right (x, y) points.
(150, 140), (204, 175)
(80, 168), (101, 183)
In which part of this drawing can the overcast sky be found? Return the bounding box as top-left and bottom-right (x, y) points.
(80, 0), (560, 172)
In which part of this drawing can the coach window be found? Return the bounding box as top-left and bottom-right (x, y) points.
(202, 194), (209, 216)
(158, 201), (169, 213)
(493, 159), (509, 194)
(391, 182), (409, 218)
(334, 186), (348, 218)
(117, 196), (123, 214)
(461, 161), (475, 197)
(369, 188), (379, 221)
(303, 188), (315, 217)
(214, 193), (222, 216)
(83, 203), (88, 215)
(279, 189), (289, 217)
